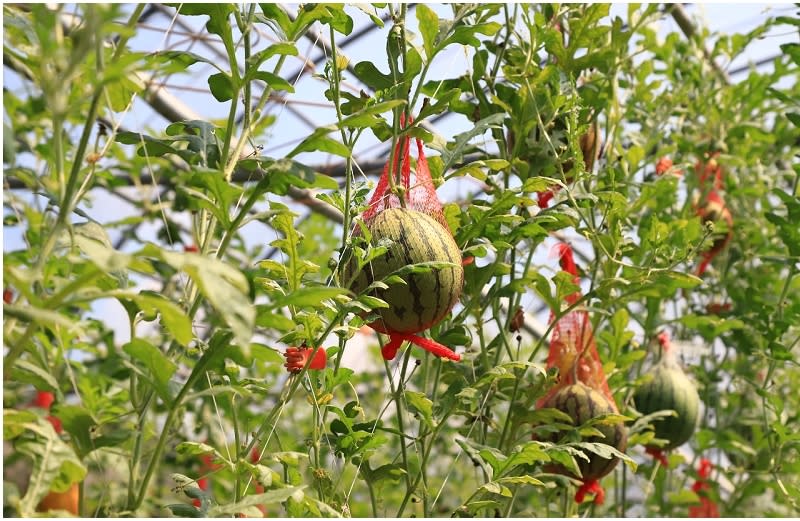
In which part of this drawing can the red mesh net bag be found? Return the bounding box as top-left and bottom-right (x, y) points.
(357, 115), (461, 362)
(362, 116), (447, 228)
(536, 243), (618, 505)
(537, 243), (615, 407)
(694, 151), (733, 277)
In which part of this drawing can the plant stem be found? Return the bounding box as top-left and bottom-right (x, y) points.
(132, 348), (217, 509)
(386, 349), (414, 492)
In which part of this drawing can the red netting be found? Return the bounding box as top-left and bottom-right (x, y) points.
(361, 115), (448, 229)
(694, 152), (733, 277)
(358, 114), (459, 362)
(688, 458), (720, 518)
(534, 243), (617, 505)
(537, 243), (615, 408)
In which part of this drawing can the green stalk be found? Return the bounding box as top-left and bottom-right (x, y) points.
(329, 24), (355, 253)
(132, 349), (219, 509)
(231, 393), (242, 502)
(385, 349), (414, 491)
(395, 408), (455, 516)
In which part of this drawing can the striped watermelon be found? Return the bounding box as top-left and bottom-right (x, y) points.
(344, 208), (464, 334)
(544, 383), (627, 481)
(634, 365), (700, 451)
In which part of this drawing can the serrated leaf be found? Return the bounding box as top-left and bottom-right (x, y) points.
(123, 339), (178, 403)
(416, 4), (438, 60)
(208, 486), (306, 516)
(405, 391), (436, 429)
(138, 245), (254, 348)
(14, 416), (86, 516)
(273, 286), (348, 308)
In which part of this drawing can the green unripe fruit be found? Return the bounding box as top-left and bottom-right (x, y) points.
(344, 208), (464, 334)
(634, 365), (700, 451)
(543, 383), (627, 481)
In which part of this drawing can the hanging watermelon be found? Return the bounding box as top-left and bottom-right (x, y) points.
(541, 383), (628, 490)
(534, 243), (627, 505)
(633, 332), (700, 462)
(344, 207), (464, 335)
(343, 114), (463, 362)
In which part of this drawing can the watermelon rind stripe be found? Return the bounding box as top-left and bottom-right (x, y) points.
(344, 208), (464, 334)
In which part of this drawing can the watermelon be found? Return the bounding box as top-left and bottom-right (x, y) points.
(543, 383), (627, 481)
(633, 364), (700, 451)
(343, 208), (464, 334)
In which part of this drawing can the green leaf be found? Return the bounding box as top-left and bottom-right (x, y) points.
(246, 42), (299, 70)
(10, 360), (59, 393)
(503, 442), (552, 472)
(208, 72), (236, 102)
(3, 409), (38, 440)
(255, 307), (296, 331)
(416, 4), (439, 60)
(570, 441), (637, 471)
(177, 4), (236, 43)
(441, 22), (501, 50)
(405, 391), (436, 429)
(780, 42), (800, 66)
(448, 159), (509, 181)
(165, 504), (204, 517)
(13, 415), (86, 516)
(147, 50), (225, 74)
(339, 100), (406, 129)
(143, 291), (193, 345)
(352, 61), (394, 90)
(553, 271), (581, 304)
(207, 487), (306, 517)
(239, 157), (339, 193)
(176, 441), (225, 461)
(678, 314), (745, 339)
(139, 245), (254, 348)
(115, 131), (179, 157)
(496, 475), (546, 488)
(480, 481), (513, 497)
(123, 339), (178, 403)
(667, 489), (702, 505)
(287, 125), (351, 158)
(251, 70), (295, 92)
(273, 286), (348, 308)
(429, 113), (505, 174)
(3, 304), (83, 335)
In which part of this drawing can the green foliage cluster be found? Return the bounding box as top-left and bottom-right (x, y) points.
(3, 3), (799, 517)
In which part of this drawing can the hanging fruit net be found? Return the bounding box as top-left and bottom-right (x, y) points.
(351, 114), (462, 362)
(537, 243), (615, 408)
(536, 243), (619, 506)
(694, 151), (733, 277)
(361, 115), (448, 229)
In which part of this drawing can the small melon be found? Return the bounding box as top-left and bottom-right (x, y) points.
(634, 365), (700, 451)
(543, 383), (628, 480)
(343, 208), (464, 334)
